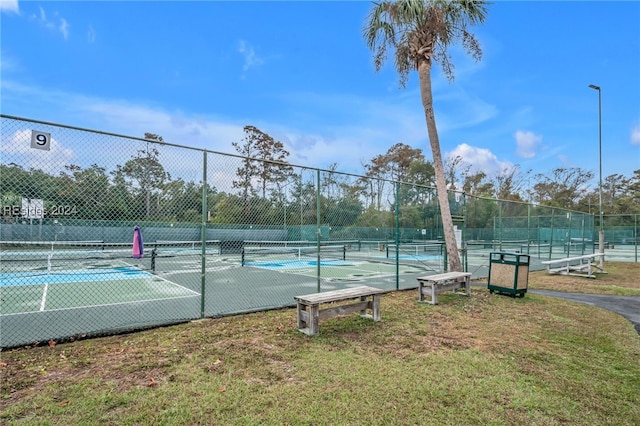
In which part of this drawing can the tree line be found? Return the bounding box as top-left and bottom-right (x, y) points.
(1, 125), (638, 230)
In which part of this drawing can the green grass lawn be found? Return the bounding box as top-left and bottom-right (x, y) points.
(2, 263), (639, 425)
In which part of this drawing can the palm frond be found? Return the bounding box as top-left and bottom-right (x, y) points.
(363, 0), (489, 84)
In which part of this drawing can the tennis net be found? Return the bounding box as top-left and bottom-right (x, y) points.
(243, 240), (361, 251)
(386, 243), (443, 258)
(241, 244), (347, 266)
(0, 240), (222, 274)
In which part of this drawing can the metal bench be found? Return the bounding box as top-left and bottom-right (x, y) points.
(416, 271), (472, 305)
(541, 254), (606, 278)
(294, 285), (386, 336)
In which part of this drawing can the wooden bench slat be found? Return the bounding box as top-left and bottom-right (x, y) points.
(294, 285), (385, 336)
(294, 285), (386, 305)
(416, 271), (471, 283)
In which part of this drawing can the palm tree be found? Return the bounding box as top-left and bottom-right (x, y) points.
(364, 0), (489, 272)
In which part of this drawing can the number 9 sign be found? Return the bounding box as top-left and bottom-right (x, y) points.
(30, 130), (51, 151)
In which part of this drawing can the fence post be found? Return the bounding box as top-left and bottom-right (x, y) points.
(527, 204), (531, 255)
(462, 192), (468, 272)
(549, 209), (555, 260)
(200, 150), (207, 318)
(395, 181), (399, 290)
(566, 212), (572, 257)
(316, 169), (321, 293)
(580, 213), (587, 256)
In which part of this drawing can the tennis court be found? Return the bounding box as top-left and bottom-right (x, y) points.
(1, 267), (199, 315)
(237, 241), (444, 282)
(0, 241), (218, 347)
(0, 239), (448, 347)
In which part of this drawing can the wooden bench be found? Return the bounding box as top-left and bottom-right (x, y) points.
(541, 253), (606, 278)
(294, 286), (386, 336)
(416, 271), (472, 305)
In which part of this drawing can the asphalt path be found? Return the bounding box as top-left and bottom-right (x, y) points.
(529, 289), (640, 335)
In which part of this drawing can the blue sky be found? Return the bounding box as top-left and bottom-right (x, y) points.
(1, 0), (639, 186)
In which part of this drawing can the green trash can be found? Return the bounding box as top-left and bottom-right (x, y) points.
(487, 252), (530, 297)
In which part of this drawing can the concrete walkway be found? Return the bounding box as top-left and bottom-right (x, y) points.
(529, 290), (640, 335)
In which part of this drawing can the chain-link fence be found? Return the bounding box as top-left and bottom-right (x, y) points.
(601, 214), (640, 263)
(2, 114), (631, 348)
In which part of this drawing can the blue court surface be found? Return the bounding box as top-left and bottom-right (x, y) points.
(1, 267), (153, 286)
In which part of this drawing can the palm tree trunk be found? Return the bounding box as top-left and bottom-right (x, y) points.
(417, 60), (462, 272)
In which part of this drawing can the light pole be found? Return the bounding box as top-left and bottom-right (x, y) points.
(588, 84), (604, 259)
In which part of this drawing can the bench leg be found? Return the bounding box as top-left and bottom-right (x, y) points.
(358, 296), (381, 321)
(431, 283), (438, 305)
(308, 304), (320, 336)
(296, 302), (304, 330)
(464, 276), (470, 296)
(418, 282), (437, 304)
(371, 294), (381, 321)
(297, 303), (320, 336)
(359, 296), (368, 317)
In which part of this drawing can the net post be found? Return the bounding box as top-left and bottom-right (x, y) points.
(151, 248), (157, 271)
(241, 247), (245, 266)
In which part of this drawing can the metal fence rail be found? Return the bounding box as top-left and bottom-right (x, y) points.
(1, 114), (634, 348)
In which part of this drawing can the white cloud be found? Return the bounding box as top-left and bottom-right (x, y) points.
(276, 130), (379, 173)
(237, 40), (264, 76)
(0, 76), (501, 179)
(59, 18), (69, 40)
(514, 130), (542, 158)
(87, 25), (96, 43)
(446, 143), (512, 177)
(1, 82), (388, 180)
(37, 6), (46, 22)
(557, 154), (575, 168)
(0, 0), (19, 14)
(434, 91), (498, 132)
(30, 6), (69, 40)
(0, 53), (21, 74)
(1, 129), (75, 173)
(631, 123), (640, 146)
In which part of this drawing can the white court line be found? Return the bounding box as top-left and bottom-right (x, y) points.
(110, 259), (200, 296)
(40, 283), (48, 311)
(145, 271), (200, 295)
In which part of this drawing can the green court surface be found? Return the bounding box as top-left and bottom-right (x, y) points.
(0, 243), (446, 347)
(239, 260), (430, 281)
(1, 272), (199, 315)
